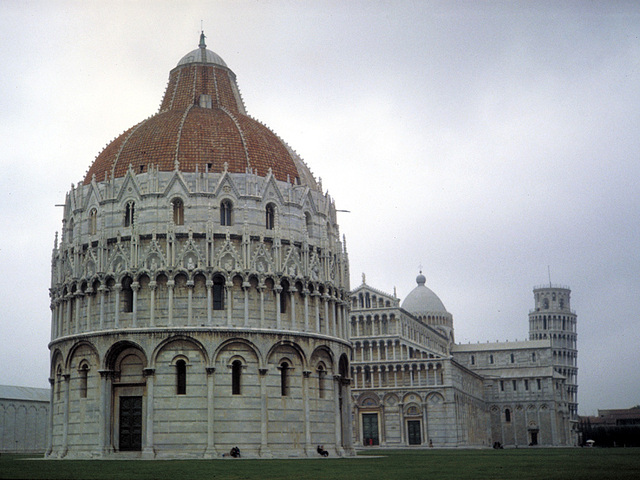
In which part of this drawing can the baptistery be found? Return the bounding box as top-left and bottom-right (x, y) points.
(48, 33), (353, 458)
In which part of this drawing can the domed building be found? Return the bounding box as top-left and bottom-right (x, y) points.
(349, 274), (577, 448)
(48, 33), (353, 459)
(401, 272), (453, 343)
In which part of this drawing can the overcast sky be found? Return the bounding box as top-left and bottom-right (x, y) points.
(1, 1), (639, 415)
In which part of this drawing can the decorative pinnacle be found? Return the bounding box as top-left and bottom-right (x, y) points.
(199, 30), (206, 49)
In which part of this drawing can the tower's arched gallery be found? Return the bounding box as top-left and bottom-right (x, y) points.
(48, 34), (353, 458)
(48, 35), (577, 458)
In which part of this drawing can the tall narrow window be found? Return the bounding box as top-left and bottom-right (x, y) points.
(122, 276), (134, 313)
(305, 212), (313, 236)
(79, 363), (89, 398)
(280, 362), (289, 396)
(56, 367), (62, 401)
(213, 277), (225, 310)
(172, 198), (184, 225)
(220, 200), (232, 226)
(505, 409), (511, 422)
(510, 353), (515, 363)
(524, 379), (529, 391)
(265, 204), (275, 230)
(317, 365), (326, 399)
(89, 209), (97, 235)
(489, 354), (494, 364)
(280, 281), (289, 314)
(176, 359), (186, 395)
(537, 379), (542, 390)
(512, 380), (517, 391)
(500, 380), (504, 392)
(532, 352), (536, 362)
(232, 360), (242, 395)
(124, 201), (135, 227)
(470, 355), (475, 365)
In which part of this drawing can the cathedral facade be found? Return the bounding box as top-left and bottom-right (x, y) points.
(349, 275), (578, 448)
(48, 34), (353, 459)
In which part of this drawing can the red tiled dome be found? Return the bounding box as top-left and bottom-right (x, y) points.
(84, 36), (308, 186)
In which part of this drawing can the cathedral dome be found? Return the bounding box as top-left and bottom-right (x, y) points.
(83, 33), (317, 188)
(401, 272), (448, 314)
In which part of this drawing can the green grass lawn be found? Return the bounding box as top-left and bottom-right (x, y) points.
(1, 448), (639, 480)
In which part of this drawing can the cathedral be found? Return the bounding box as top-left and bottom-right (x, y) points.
(48, 34), (577, 458)
(349, 274), (578, 448)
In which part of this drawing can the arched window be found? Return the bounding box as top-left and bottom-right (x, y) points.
(213, 276), (225, 311)
(124, 201), (135, 227)
(280, 362), (289, 396)
(89, 209), (97, 235)
(220, 200), (232, 226)
(79, 363), (89, 398)
(265, 204), (275, 230)
(489, 354), (494, 364)
(543, 298), (549, 309)
(176, 359), (187, 395)
(505, 408), (511, 422)
(232, 360), (242, 395)
(510, 353), (515, 363)
(122, 276), (134, 313)
(532, 352), (536, 362)
(172, 198), (184, 225)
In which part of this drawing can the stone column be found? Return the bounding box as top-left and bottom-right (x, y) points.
(330, 298), (336, 337)
(290, 286), (297, 330)
(303, 288), (310, 331)
(275, 286), (282, 329)
(333, 375), (342, 454)
(61, 373), (70, 457)
(46, 377), (54, 457)
(323, 294), (330, 335)
(98, 370), (113, 456)
(85, 289), (93, 332)
(398, 402), (405, 446)
(114, 286), (121, 328)
(187, 280), (194, 326)
(303, 370), (313, 456)
(204, 367), (217, 458)
(149, 281), (156, 327)
(74, 293), (81, 334)
(206, 280), (213, 326)
(314, 292), (320, 332)
(167, 280), (175, 326)
(259, 368), (271, 457)
(243, 282), (250, 327)
(131, 282), (139, 327)
(258, 284), (266, 328)
(142, 368), (155, 458)
(65, 295), (71, 336)
(226, 282), (233, 327)
(99, 286), (106, 329)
